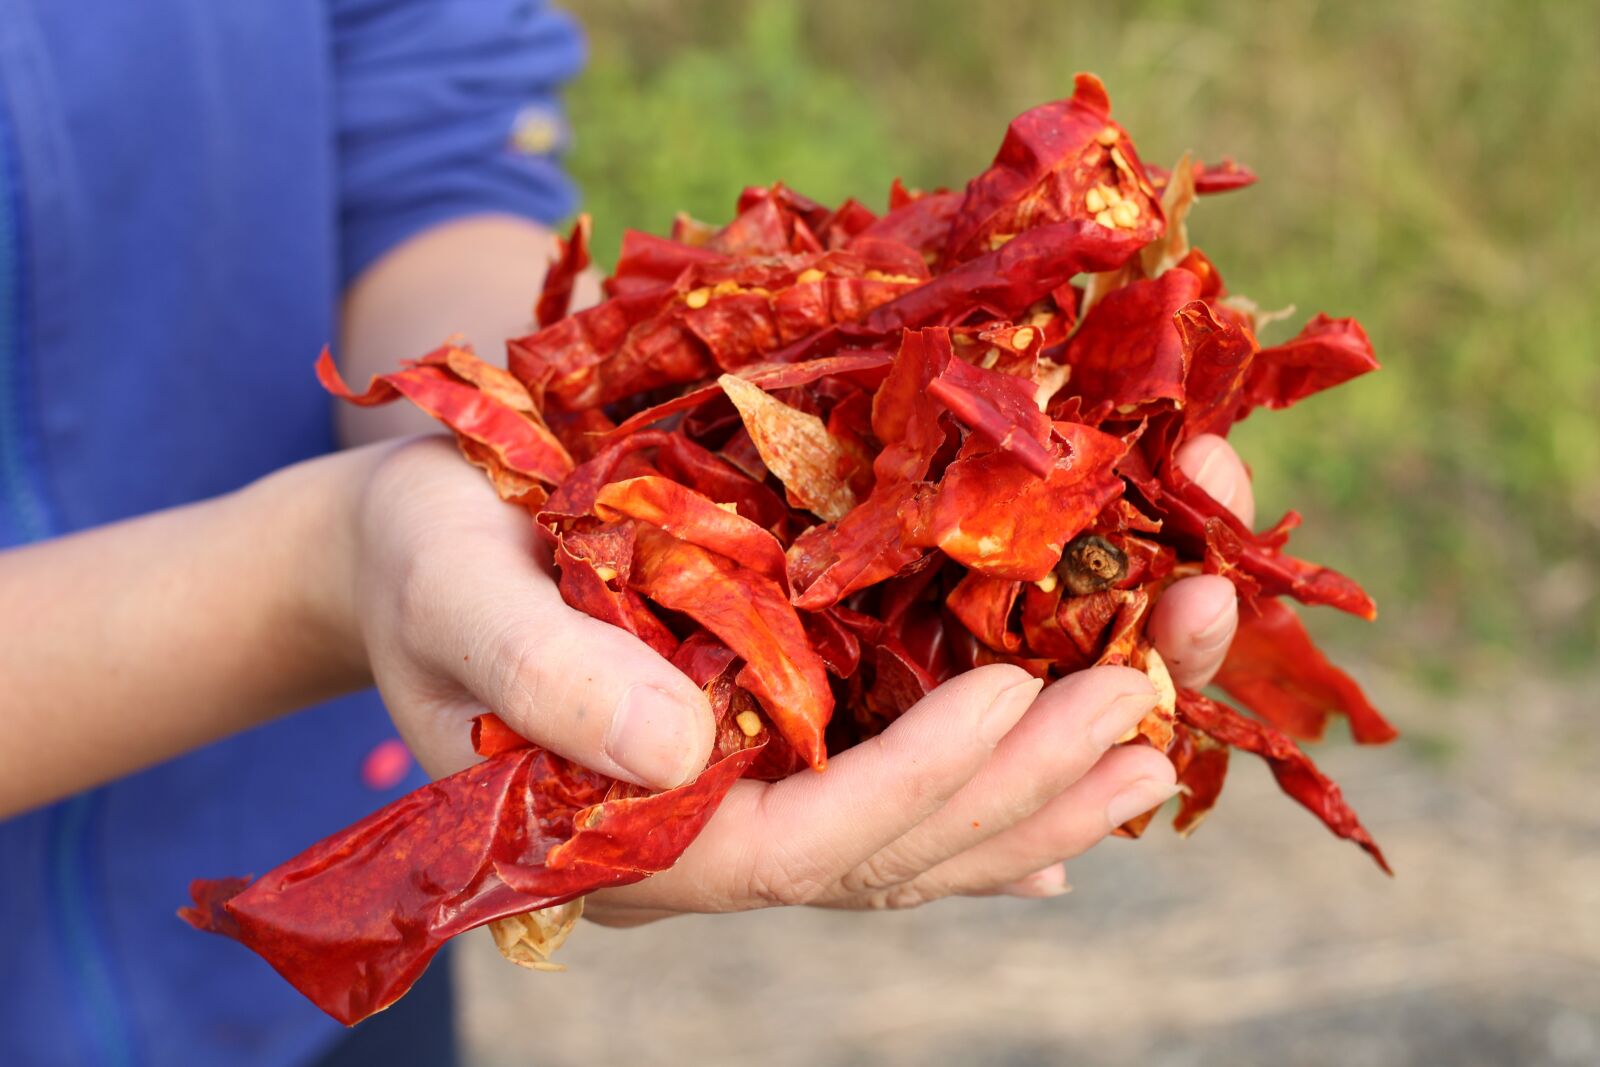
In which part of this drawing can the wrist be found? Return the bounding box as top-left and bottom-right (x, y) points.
(239, 444), (392, 706)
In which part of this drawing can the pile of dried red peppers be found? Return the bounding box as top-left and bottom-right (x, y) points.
(182, 74), (1397, 1025)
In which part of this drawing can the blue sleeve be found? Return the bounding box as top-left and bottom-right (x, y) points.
(332, 0), (586, 287)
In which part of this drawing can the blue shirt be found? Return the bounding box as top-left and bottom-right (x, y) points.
(0, 2), (582, 1064)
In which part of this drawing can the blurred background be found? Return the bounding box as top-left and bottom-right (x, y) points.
(461, 1), (1599, 1063)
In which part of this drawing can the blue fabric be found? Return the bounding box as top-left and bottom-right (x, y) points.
(0, 2), (583, 1065)
(312, 950), (460, 1067)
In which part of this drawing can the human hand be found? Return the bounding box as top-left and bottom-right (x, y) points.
(580, 432), (1257, 920)
(350, 435), (717, 787)
(348, 430), (1251, 917)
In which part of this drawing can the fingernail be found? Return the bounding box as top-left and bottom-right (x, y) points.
(606, 684), (704, 789)
(1003, 863), (1071, 899)
(1090, 684), (1158, 749)
(1192, 595), (1237, 656)
(1105, 779), (1181, 829)
(1186, 438), (1236, 510)
(978, 675), (1044, 746)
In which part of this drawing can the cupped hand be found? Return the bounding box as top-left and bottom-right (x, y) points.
(351, 430), (1253, 920)
(353, 436), (716, 787)
(585, 431), (1257, 919)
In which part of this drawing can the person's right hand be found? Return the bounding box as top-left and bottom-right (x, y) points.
(349, 430), (1253, 921)
(349, 435), (718, 787)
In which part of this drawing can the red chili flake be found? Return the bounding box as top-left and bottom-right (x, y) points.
(189, 74), (1396, 1024)
(927, 354), (1054, 478)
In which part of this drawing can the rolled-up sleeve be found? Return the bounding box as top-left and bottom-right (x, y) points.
(332, 0), (586, 286)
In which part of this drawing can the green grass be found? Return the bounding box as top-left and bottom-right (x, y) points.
(562, 0), (1600, 680)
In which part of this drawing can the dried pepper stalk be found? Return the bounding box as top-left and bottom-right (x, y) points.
(185, 72), (1396, 1024)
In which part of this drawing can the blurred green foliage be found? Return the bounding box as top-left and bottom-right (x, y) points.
(563, 0), (1599, 680)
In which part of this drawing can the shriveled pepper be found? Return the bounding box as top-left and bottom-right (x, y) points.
(187, 72), (1394, 1026)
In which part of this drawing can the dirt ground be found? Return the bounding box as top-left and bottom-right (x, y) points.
(456, 665), (1600, 1067)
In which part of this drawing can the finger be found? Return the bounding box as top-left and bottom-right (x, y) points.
(1163, 433), (1251, 688)
(835, 666), (1156, 894)
(395, 517), (715, 789)
(838, 745), (1176, 909)
(1176, 433), (1255, 528)
(589, 664), (1040, 912)
(471, 582), (715, 790)
(998, 862), (1069, 899)
(1149, 574), (1238, 689)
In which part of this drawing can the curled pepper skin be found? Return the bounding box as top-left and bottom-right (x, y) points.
(594, 476), (791, 590)
(627, 526), (834, 770)
(1064, 269), (1201, 420)
(927, 354), (1054, 478)
(536, 215), (592, 328)
(190, 73), (1396, 1025)
(939, 73), (1163, 269)
(316, 347), (573, 485)
(1215, 598), (1398, 744)
(181, 717), (759, 1026)
(1175, 691), (1391, 874)
(1144, 157), (1258, 196)
(914, 422), (1128, 581)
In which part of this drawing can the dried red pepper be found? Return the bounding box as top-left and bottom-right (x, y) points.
(187, 72), (1394, 1024)
(181, 715), (760, 1025)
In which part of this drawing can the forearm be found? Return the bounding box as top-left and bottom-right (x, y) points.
(0, 217), (584, 814)
(0, 444), (386, 816)
(337, 214), (579, 446)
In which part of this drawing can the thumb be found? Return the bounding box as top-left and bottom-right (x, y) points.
(455, 577), (715, 791)
(364, 437), (712, 788)
(477, 601), (713, 789)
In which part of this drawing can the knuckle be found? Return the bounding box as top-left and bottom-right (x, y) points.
(490, 623), (554, 717)
(741, 835), (835, 908)
(863, 738), (945, 816)
(838, 850), (912, 896)
(890, 774), (942, 817)
(857, 880), (935, 912)
(745, 860), (828, 908)
(995, 788), (1057, 834)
